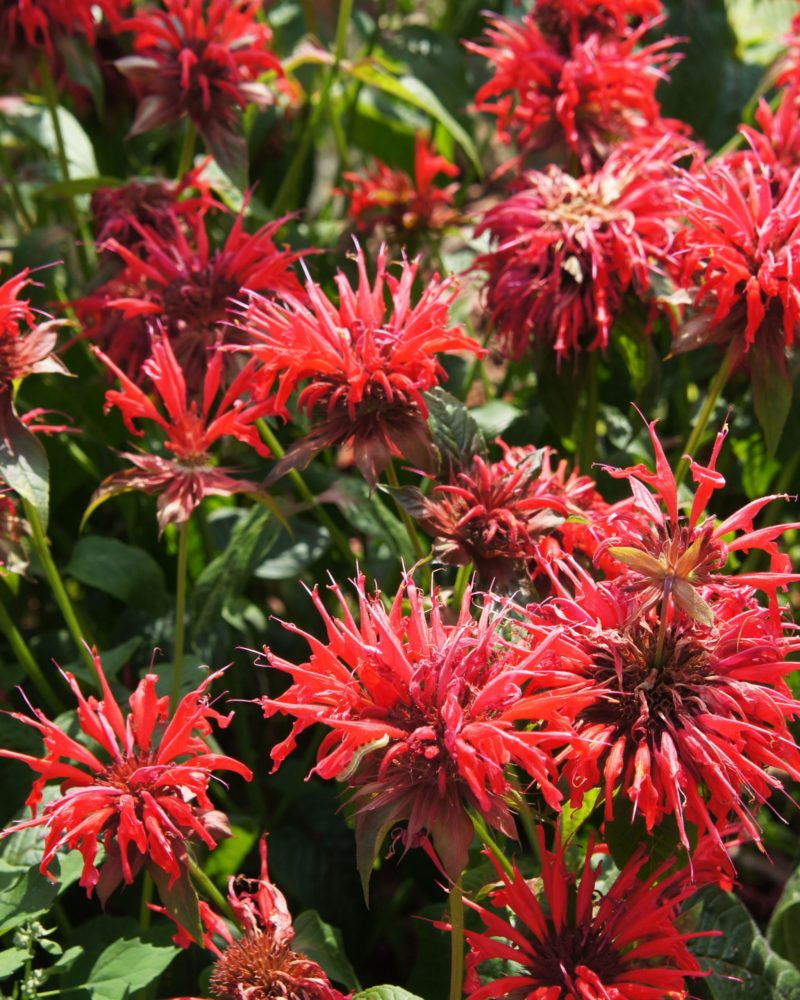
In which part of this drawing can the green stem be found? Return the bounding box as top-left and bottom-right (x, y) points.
(299, 0), (319, 35)
(170, 520), (190, 711)
(0, 586), (63, 712)
(385, 461), (426, 563)
(508, 772), (540, 861)
(470, 810), (514, 878)
(139, 872), (154, 933)
(448, 878), (465, 1000)
(577, 350), (599, 471)
(453, 562), (472, 608)
(0, 142), (34, 230)
(256, 419), (355, 567)
(272, 0), (353, 215)
(38, 56), (94, 277)
(176, 121), (197, 179)
(675, 341), (736, 486)
(23, 499), (97, 678)
(188, 855), (236, 923)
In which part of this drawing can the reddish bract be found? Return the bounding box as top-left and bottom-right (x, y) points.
(0, 650), (252, 900)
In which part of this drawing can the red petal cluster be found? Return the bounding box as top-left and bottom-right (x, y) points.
(340, 133), (460, 237)
(92, 331), (273, 530)
(79, 206), (304, 387)
(464, 832), (705, 1000)
(237, 245), (483, 487)
(117, 0), (283, 149)
(476, 142), (680, 360)
(0, 651), (252, 899)
(258, 576), (589, 882)
(468, 7), (684, 170)
(0, 267), (67, 389)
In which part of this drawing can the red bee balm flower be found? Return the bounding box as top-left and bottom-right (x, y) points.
(80, 207), (304, 388)
(0, 267), (67, 389)
(535, 575), (800, 855)
(91, 332), (273, 531)
(238, 246), (483, 488)
(0, 651), (252, 900)
(340, 133), (460, 237)
(156, 838), (348, 999)
(117, 0), (283, 178)
(468, 10), (683, 170)
(534, 0), (665, 49)
(258, 576), (590, 885)
(476, 142), (680, 361)
(463, 832), (705, 1000)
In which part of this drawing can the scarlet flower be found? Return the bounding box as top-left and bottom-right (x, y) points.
(475, 141), (680, 361)
(463, 831), (705, 1000)
(90, 162), (217, 252)
(408, 443), (612, 592)
(156, 838), (348, 1000)
(340, 133), (460, 238)
(237, 246), (483, 488)
(534, 573), (800, 855)
(258, 576), (590, 883)
(0, 0), (117, 59)
(468, 11), (684, 170)
(729, 89), (800, 199)
(598, 415), (800, 623)
(0, 267), (67, 390)
(79, 207), (304, 387)
(91, 331), (273, 531)
(534, 0), (664, 50)
(117, 0), (283, 176)
(0, 650), (252, 900)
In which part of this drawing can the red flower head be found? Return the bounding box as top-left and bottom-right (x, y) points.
(117, 0), (283, 174)
(78, 206), (304, 388)
(154, 838), (348, 999)
(0, 0), (118, 60)
(90, 162), (217, 252)
(475, 141), (680, 361)
(0, 267), (67, 390)
(598, 413), (800, 624)
(408, 443), (615, 592)
(463, 831), (705, 1000)
(467, 10), (684, 171)
(258, 575), (590, 885)
(534, 0), (664, 49)
(533, 570), (800, 857)
(90, 331), (273, 532)
(0, 650), (252, 901)
(340, 133), (460, 238)
(673, 149), (800, 412)
(730, 89), (800, 199)
(237, 245), (483, 488)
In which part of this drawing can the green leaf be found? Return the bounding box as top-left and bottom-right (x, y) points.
(191, 506), (281, 637)
(351, 988), (425, 1000)
(0, 948), (29, 980)
(751, 334), (792, 455)
(34, 176), (122, 200)
(82, 926), (179, 999)
(690, 885), (800, 998)
(729, 432), (780, 499)
(253, 521), (331, 580)
(0, 852), (83, 934)
(293, 910), (361, 991)
(40, 107), (98, 179)
(605, 796), (693, 881)
(147, 860), (204, 947)
(425, 387), (487, 475)
(559, 787), (600, 843)
(768, 863), (800, 968)
(470, 400), (522, 439)
(0, 409), (49, 528)
(66, 536), (167, 610)
(204, 823), (259, 882)
(343, 60), (481, 173)
(319, 477), (415, 566)
(726, 0), (796, 66)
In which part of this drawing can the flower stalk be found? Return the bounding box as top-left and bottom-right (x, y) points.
(0, 585), (62, 713)
(170, 518), (190, 711)
(449, 877), (465, 1000)
(676, 340), (736, 485)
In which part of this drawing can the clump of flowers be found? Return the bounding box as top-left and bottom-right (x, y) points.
(117, 0), (284, 177)
(463, 831), (705, 999)
(476, 141), (680, 361)
(340, 133), (460, 240)
(79, 206), (304, 387)
(0, 650), (252, 900)
(257, 575), (590, 885)
(467, 7), (684, 170)
(90, 331), (273, 531)
(237, 245), (483, 488)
